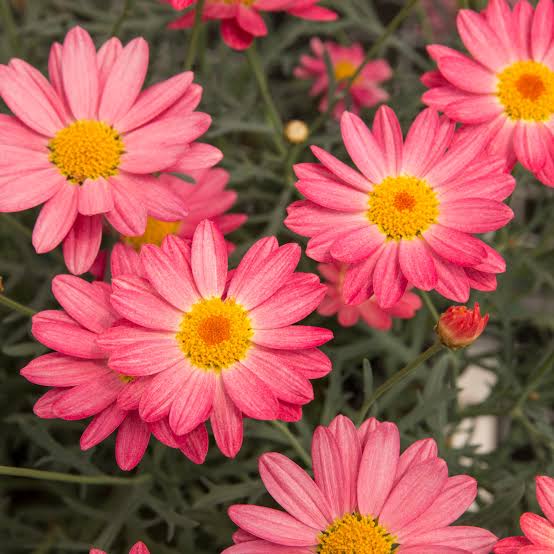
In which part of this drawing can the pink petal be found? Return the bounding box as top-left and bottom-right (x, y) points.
(399, 238), (438, 291)
(513, 123), (549, 172)
(520, 512), (554, 544)
(424, 225), (486, 267)
(117, 376), (152, 410)
(105, 173), (148, 236)
(262, 348), (331, 380)
(220, 18), (254, 51)
(61, 26), (99, 119)
(237, 5), (267, 36)
(372, 105), (403, 175)
(211, 377), (243, 458)
(110, 243), (142, 278)
(395, 438), (438, 484)
(97, 37), (123, 92)
(253, 326), (333, 350)
(436, 55), (495, 94)
(80, 402), (126, 450)
(139, 365), (188, 421)
(372, 241), (408, 309)
(405, 526), (497, 553)
(191, 220), (228, 298)
(62, 214), (103, 275)
(536, 476), (554, 523)
(259, 452), (332, 528)
(445, 95), (502, 124)
(129, 542), (150, 554)
(439, 198), (513, 233)
(178, 424), (209, 464)
(296, 178), (369, 212)
(78, 177), (114, 216)
(115, 411), (151, 470)
(532, 0), (554, 61)
(330, 224), (385, 264)
(168, 142), (223, 172)
(33, 389), (66, 418)
(433, 257), (471, 302)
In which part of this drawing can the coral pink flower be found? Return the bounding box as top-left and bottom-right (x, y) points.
(0, 26), (221, 275)
(225, 415), (497, 553)
(318, 262), (422, 329)
(165, 0), (337, 51)
(436, 302), (489, 349)
(294, 38), (392, 120)
(91, 542), (149, 554)
(99, 220), (332, 458)
(494, 476), (554, 553)
(422, 0), (554, 187)
(21, 274), (208, 470)
(122, 168), (247, 253)
(285, 106), (515, 308)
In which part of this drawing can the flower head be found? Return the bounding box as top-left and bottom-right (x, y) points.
(422, 0), (554, 187)
(494, 475), (554, 552)
(91, 542), (149, 554)
(165, 0), (337, 50)
(295, 38), (392, 120)
(0, 26), (221, 275)
(436, 302), (489, 349)
(21, 273), (208, 470)
(285, 106), (515, 308)
(318, 262), (422, 329)
(98, 220), (332, 458)
(225, 415), (497, 553)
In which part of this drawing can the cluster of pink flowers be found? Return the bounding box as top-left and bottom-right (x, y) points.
(3, 0), (552, 548)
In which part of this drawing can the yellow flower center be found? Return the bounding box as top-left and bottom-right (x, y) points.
(496, 60), (554, 121)
(219, 0), (255, 5)
(367, 175), (439, 240)
(48, 120), (125, 184)
(118, 374), (135, 384)
(334, 60), (358, 82)
(176, 297), (252, 372)
(123, 217), (182, 251)
(317, 513), (397, 554)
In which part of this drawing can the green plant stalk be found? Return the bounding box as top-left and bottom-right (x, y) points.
(421, 290), (440, 322)
(512, 347), (554, 413)
(0, 465), (151, 486)
(111, 0), (136, 37)
(246, 45), (287, 156)
(184, 0), (206, 68)
(0, 294), (37, 317)
(356, 341), (444, 425)
(0, 0), (21, 56)
(270, 421), (311, 466)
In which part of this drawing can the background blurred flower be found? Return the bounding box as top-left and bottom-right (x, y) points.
(91, 541), (149, 554)
(294, 37), (391, 120)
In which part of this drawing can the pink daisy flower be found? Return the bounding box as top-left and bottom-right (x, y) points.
(165, 0), (337, 51)
(122, 167), (247, 254)
(225, 415), (498, 553)
(494, 475), (554, 553)
(98, 220), (332, 458)
(318, 262), (422, 330)
(21, 274), (208, 471)
(422, 0), (554, 187)
(91, 542), (148, 554)
(0, 26), (221, 275)
(294, 38), (392, 120)
(285, 106), (515, 308)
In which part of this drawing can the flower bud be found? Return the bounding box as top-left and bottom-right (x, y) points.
(435, 303), (489, 350)
(284, 120), (309, 144)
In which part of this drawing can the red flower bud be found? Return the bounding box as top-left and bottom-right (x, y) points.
(435, 303), (489, 349)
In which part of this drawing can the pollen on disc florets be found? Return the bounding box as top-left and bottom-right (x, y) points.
(48, 119), (125, 184)
(317, 512), (397, 554)
(367, 175), (439, 240)
(123, 217), (183, 251)
(176, 297), (253, 372)
(496, 60), (554, 121)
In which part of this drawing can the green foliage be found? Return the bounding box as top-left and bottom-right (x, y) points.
(0, 0), (553, 552)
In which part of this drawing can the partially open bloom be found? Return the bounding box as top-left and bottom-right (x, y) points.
(294, 38), (392, 120)
(225, 415), (497, 553)
(99, 220), (332, 458)
(436, 302), (489, 349)
(91, 542), (149, 554)
(165, 1), (337, 50)
(121, 168), (246, 253)
(494, 476), (554, 552)
(286, 106), (515, 308)
(422, 0), (554, 187)
(0, 26), (221, 275)
(318, 262), (422, 329)
(21, 273), (208, 470)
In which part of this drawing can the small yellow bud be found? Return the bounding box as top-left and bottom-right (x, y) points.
(284, 120), (309, 144)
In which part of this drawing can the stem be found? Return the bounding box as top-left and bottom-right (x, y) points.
(421, 290), (440, 322)
(270, 421), (311, 466)
(0, 0), (21, 56)
(0, 465), (151, 486)
(184, 0), (205, 68)
(111, 0), (136, 37)
(246, 45), (287, 156)
(0, 294), (36, 317)
(356, 341), (444, 425)
(512, 347), (554, 413)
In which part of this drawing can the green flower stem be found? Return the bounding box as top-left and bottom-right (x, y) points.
(111, 0), (136, 37)
(512, 347), (554, 413)
(270, 421), (311, 466)
(356, 341), (444, 425)
(421, 290), (440, 322)
(0, 465), (151, 486)
(0, 0), (21, 56)
(0, 294), (36, 317)
(184, 0), (206, 68)
(246, 45), (287, 156)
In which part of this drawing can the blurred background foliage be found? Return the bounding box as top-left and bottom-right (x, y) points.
(0, 0), (553, 552)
